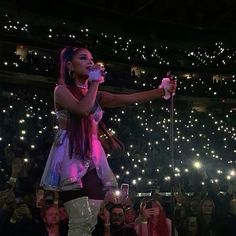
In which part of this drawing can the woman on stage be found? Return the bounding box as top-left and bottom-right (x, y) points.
(40, 46), (177, 235)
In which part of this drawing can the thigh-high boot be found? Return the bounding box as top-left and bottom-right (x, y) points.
(64, 196), (94, 236)
(88, 199), (103, 232)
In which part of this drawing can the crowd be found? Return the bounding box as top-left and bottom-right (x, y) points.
(0, 85), (235, 190)
(0, 147), (236, 236)
(0, 40), (236, 99)
(0, 84), (235, 235)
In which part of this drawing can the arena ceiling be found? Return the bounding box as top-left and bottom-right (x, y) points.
(4, 0), (236, 31)
(2, 0), (236, 43)
(67, 0), (236, 30)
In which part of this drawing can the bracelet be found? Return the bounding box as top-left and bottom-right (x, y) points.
(141, 221), (148, 224)
(9, 177), (17, 183)
(7, 177), (17, 186)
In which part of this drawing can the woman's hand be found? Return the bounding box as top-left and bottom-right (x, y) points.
(11, 158), (24, 178)
(11, 203), (33, 222)
(141, 207), (160, 220)
(88, 64), (105, 84)
(159, 77), (177, 100)
(139, 201), (160, 221)
(103, 207), (110, 225)
(18, 203), (33, 220)
(104, 190), (121, 204)
(139, 202), (149, 220)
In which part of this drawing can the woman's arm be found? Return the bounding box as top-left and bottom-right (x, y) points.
(134, 217), (149, 236)
(54, 82), (99, 116)
(103, 207), (111, 236)
(99, 88), (165, 108)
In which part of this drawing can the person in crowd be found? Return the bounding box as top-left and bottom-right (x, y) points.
(92, 201), (106, 236)
(0, 177), (16, 230)
(174, 189), (189, 231)
(176, 195), (201, 236)
(3, 195), (38, 236)
(197, 197), (223, 236)
(58, 204), (68, 225)
(180, 216), (199, 236)
(124, 206), (137, 228)
(40, 46), (177, 235)
(0, 148), (32, 236)
(198, 168), (230, 221)
(93, 189), (126, 235)
(223, 193), (236, 235)
(38, 204), (68, 236)
(58, 204), (69, 234)
(189, 197), (201, 217)
(134, 199), (173, 236)
(103, 203), (137, 236)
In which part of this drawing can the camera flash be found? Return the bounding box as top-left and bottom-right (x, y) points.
(115, 190), (121, 196)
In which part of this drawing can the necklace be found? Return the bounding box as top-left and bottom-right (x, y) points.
(76, 81), (88, 89)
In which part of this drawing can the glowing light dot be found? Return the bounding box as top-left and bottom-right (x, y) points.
(193, 161), (202, 169)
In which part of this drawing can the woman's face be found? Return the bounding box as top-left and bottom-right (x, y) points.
(44, 207), (60, 225)
(201, 200), (214, 215)
(68, 49), (94, 79)
(125, 208), (136, 224)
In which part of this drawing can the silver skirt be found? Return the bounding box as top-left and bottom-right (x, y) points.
(40, 129), (118, 191)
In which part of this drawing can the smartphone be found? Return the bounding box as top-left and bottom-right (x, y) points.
(121, 183), (129, 198)
(36, 187), (44, 208)
(15, 197), (24, 206)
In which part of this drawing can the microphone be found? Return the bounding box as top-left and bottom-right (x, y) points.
(88, 63), (107, 83)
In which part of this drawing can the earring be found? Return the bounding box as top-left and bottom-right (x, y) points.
(69, 70), (75, 78)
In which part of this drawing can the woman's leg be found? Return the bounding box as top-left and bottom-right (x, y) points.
(64, 196), (94, 236)
(88, 199), (103, 231)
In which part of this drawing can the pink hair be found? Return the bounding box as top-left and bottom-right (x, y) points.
(57, 46), (93, 159)
(147, 200), (170, 236)
(66, 86), (93, 159)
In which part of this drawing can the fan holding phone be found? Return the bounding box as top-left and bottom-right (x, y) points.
(135, 199), (171, 236)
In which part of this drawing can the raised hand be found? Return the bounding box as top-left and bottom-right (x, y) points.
(159, 73), (177, 99)
(11, 158), (24, 178)
(103, 206), (110, 225)
(88, 64), (105, 84)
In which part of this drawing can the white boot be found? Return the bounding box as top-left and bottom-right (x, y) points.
(88, 199), (103, 232)
(64, 196), (94, 236)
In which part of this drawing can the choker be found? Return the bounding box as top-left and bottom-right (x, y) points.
(76, 82), (88, 89)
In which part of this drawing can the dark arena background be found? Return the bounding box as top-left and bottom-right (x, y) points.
(0, 1), (236, 236)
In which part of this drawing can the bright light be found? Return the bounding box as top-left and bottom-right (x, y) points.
(227, 175), (231, 180)
(193, 161), (202, 169)
(115, 190), (121, 196)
